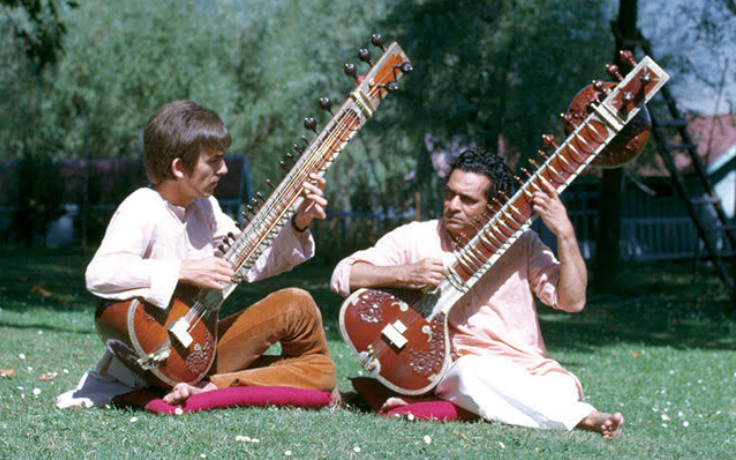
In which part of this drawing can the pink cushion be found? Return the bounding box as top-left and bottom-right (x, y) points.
(351, 377), (478, 422)
(116, 386), (332, 414)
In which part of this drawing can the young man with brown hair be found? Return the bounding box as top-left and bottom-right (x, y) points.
(57, 100), (335, 408)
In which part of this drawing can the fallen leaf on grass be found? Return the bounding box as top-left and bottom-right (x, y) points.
(455, 432), (467, 440)
(30, 284), (54, 298)
(1, 369), (15, 377)
(37, 372), (57, 381)
(630, 351), (641, 358)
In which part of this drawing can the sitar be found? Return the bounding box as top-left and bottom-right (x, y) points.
(94, 35), (412, 389)
(339, 52), (669, 395)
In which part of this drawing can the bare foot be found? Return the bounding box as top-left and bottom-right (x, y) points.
(577, 411), (624, 439)
(163, 381), (217, 405)
(381, 395), (438, 411)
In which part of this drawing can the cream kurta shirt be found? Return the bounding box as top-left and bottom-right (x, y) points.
(331, 219), (563, 371)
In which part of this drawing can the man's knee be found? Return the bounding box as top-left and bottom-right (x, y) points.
(275, 287), (321, 318)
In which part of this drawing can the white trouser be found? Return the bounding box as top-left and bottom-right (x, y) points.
(435, 354), (595, 430)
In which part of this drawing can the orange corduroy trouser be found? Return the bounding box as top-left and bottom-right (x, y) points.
(207, 287), (336, 391)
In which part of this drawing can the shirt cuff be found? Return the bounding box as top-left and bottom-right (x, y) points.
(145, 259), (181, 309)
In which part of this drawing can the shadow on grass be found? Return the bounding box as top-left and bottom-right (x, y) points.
(0, 320), (91, 335)
(2, 250), (734, 352)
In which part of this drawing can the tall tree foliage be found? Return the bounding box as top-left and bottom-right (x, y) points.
(1, 0), (77, 245)
(2, 0), (628, 227)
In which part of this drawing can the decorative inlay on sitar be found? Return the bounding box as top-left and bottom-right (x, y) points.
(94, 34), (412, 389)
(339, 51), (669, 395)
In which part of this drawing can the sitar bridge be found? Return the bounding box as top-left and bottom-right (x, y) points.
(168, 319), (194, 348)
(381, 319), (408, 350)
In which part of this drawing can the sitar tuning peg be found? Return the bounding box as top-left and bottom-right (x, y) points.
(256, 192), (265, 202)
(266, 178), (276, 190)
(285, 152), (296, 164)
(371, 33), (387, 52)
(240, 211), (250, 222)
(293, 144), (303, 155)
(606, 64), (623, 82)
(542, 134), (559, 150)
(592, 79), (610, 96)
(279, 160), (289, 171)
(344, 63), (357, 78)
(618, 50), (637, 68)
(381, 81), (398, 94)
(304, 117), (318, 133)
(358, 48), (373, 66)
(319, 97), (333, 114)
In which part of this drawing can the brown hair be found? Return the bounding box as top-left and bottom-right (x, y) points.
(143, 100), (231, 185)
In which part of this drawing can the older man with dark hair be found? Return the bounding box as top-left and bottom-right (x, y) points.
(331, 147), (623, 438)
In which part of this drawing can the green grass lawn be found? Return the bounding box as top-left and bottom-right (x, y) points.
(1, 249), (734, 459)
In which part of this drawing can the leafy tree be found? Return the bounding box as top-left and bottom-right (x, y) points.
(376, 0), (616, 215)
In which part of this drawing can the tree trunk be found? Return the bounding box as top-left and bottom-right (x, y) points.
(594, 0), (638, 293)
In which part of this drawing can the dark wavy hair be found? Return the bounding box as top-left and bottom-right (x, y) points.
(143, 100), (231, 185)
(448, 147), (516, 202)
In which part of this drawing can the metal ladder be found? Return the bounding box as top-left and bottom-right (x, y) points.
(626, 29), (736, 310)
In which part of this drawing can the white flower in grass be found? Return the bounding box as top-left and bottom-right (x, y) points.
(683, 421), (689, 427)
(285, 451), (292, 456)
(498, 442), (506, 449)
(423, 435), (432, 445)
(17, 386), (24, 391)
(200, 455), (206, 459)
(174, 407), (184, 415)
(661, 423), (668, 428)
(32, 388), (41, 396)
(129, 416), (138, 423)
(661, 414), (670, 421)
(407, 414), (415, 422)
(677, 411), (684, 418)
(19, 354), (26, 360)
(353, 446), (361, 453)
(38, 330), (43, 335)
(252, 439), (260, 443)
(27, 367), (33, 372)
(63, 369), (69, 374)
